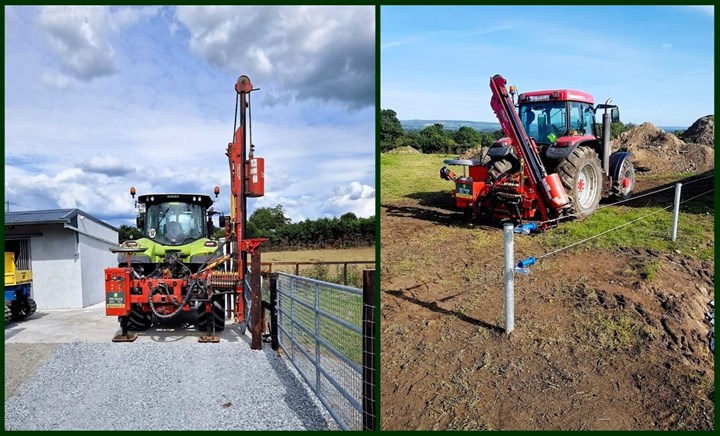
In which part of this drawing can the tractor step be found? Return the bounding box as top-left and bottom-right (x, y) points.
(198, 334), (220, 343)
(112, 333), (138, 342)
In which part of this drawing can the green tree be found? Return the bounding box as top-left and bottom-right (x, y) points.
(380, 109), (404, 151)
(248, 204), (290, 235)
(454, 126), (482, 149)
(118, 224), (143, 243)
(417, 123), (448, 153)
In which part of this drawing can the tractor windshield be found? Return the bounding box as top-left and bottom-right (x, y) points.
(519, 102), (567, 144)
(144, 202), (206, 245)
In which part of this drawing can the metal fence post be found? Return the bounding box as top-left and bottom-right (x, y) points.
(503, 223), (515, 334)
(251, 247), (262, 350)
(290, 277), (295, 361)
(314, 282), (321, 396)
(362, 269), (376, 431)
(270, 273), (279, 350)
(671, 182), (682, 242)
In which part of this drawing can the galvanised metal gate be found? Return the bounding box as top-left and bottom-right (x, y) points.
(272, 271), (375, 430)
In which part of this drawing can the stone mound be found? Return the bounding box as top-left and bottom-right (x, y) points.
(386, 146), (421, 154)
(682, 115), (714, 147)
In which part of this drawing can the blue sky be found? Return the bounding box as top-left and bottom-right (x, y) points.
(381, 5), (714, 127)
(5, 6), (375, 227)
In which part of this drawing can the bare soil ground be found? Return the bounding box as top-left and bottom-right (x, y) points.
(380, 174), (714, 430)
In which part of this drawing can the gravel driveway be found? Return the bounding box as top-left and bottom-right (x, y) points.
(4, 304), (335, 430)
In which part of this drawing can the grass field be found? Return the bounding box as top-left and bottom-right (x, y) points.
(261, 246), (375, 262)
(381, 153), (456, 202)
(382, 152), (714, 260)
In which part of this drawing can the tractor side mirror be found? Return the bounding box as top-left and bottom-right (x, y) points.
(136, 216), (144, 229)
(218, 215), (227, 228)
(207, 217), (215, 238)
(611, 107), (620, 123)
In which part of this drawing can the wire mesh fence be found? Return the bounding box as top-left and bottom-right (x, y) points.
(265, 271), (374, 430)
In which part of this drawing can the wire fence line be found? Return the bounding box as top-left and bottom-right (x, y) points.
(534, 188), (714, 262)
(538, 173), (714, 225)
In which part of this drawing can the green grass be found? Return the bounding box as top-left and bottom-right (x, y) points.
(544, 203), (714, 260)
(381, 152), (456, 202)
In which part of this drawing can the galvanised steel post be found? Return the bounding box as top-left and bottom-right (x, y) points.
(504, 223), (515, 334)
(671, 182), (682, 242)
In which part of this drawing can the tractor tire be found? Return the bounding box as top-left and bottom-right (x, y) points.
(611, 158), (635, 201)
(197, 296), (226, 332)
(556, 146), (603, 218)
(10, 298), (37, 320)
(5, 305), (11, 324)
(127, 304), (152, 331)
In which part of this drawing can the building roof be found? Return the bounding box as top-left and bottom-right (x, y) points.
(5, 209), (118, 232)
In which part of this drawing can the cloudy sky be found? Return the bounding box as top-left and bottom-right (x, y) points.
(5, 6), (375, 226)
(382, 5), (713, 127)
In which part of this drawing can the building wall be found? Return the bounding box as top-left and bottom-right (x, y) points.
(25, 224), (82, 309)
(79, 231), (118, 307)
(5, 215), (119, 310)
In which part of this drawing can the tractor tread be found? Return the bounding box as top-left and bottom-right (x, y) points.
(556, 146), (602, 218)
(127, 304), (152, 331)
(197, 296), (225, 332)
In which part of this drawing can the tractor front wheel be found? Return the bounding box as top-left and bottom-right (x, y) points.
(127, 304), (152, 331)
(197, 296), (226, 332)
(557, 146), (602, 218)
(5, 305), (12, 324)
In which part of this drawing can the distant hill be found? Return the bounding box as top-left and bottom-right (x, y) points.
(401, 119), (501, 132)
(401, 119), (687, 133)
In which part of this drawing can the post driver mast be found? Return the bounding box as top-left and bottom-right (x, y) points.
(225, 75), (267, 349)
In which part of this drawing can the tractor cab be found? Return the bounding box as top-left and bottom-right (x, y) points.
(136, 194), (215, 246)
(516, 89), (617, 147)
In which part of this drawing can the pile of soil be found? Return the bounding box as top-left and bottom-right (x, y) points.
(614, 122), (714, 174)
(682, 115), (714, 147)
(459, 147), (490, 161)
(386, 146), (421, 155)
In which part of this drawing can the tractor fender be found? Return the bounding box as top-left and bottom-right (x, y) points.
(487, 145), (513, 158)
(609, 151), (632, 181)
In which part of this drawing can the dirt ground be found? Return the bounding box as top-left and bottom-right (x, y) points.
(380, 174), (714, 430)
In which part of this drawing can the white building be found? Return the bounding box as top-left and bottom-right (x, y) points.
(5, 209), (118, 309)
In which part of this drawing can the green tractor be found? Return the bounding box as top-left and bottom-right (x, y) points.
(116, 191), (228, 332)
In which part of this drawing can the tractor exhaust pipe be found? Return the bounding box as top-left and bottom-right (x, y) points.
(601, 98), (612, 176)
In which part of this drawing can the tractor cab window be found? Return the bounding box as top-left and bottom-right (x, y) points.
(569, 102), (595, 136)
(144, 201), (206, 245)
(520, 101), (567, 144)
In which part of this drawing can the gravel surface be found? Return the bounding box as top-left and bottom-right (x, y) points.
(4, 343), (61, 399)
(4, 341), (334, 430)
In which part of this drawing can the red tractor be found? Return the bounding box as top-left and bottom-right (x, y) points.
(441, 75), (635, 229)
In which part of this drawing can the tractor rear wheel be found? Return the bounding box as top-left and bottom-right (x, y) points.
(611, 159), (635, 201)
(197, 296), (226, 332)
(5, 305), (11, 324)
(127, 304), (152, 330)
(557, 146), (602, 218)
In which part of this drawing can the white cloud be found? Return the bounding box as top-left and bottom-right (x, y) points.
(662, 43), (672, 49)
(40, 71), (73, 89)
(685, 6), (713, 17)
(174, 6), (375, 108)
(37, 6), (159, 81)
(78, 155), (136, 177)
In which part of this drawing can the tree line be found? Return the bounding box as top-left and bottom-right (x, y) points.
(119, 204), (374, 251)
(381, 108), (638, 154)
